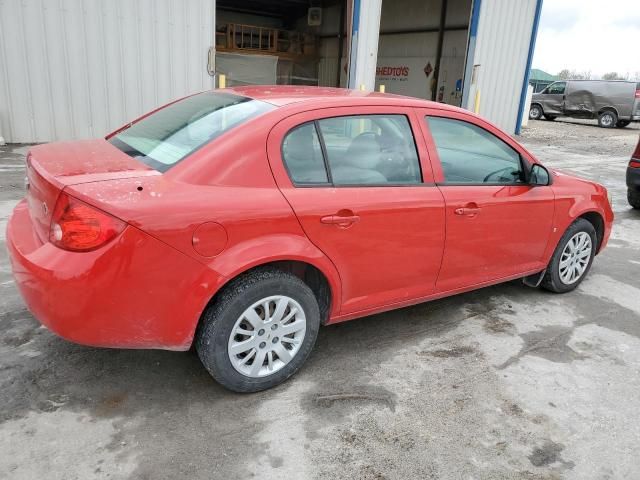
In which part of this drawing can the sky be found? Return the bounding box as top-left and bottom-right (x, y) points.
(532, 0), (640, 78)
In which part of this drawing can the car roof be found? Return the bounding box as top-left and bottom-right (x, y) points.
(224, 85), (462, 112)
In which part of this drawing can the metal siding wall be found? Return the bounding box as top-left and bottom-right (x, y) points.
(464, 0), (536, 133)
(0, 0), (215, 143)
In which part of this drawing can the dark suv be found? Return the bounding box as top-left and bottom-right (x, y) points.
(628, 136), (640, 209)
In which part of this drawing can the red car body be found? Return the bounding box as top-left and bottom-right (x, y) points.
(6, 86), (613, 351)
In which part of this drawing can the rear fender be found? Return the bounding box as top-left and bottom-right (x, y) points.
(203, 233), (342, 315)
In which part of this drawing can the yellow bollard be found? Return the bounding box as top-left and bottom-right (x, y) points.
(379, 85), (385, 93)
(359, 84), (366, 91)
(218, 74), (226, 89)
(474, 90), (481, 114)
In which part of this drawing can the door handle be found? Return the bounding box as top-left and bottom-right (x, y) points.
(454, 205), (481, 216)
(320, 214), (360, 226)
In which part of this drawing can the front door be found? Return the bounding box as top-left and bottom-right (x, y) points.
(540, 81), (567, 115)
(418, 110), (555, 292)
(267, 107), (446, 315)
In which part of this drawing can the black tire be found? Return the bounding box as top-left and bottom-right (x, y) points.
(529, 104), (543, 120)
(543, 114), (557, 121)
(196, 267), (320, 393)
(598, 110), (617, 128)
(616, 120), (630, 128)
(629, 189), (640, 209)
(541, 218), (597, 293)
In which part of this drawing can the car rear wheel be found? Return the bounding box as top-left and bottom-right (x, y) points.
(529, 104), (543, 120)
(196, 268), (320, 393)
(541, 218), (597, 293)
(598, 110), (617, 128)
(629, 189), (640, 209)
(616, 120), (630, 128)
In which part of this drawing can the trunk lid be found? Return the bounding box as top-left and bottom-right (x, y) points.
(25, 139), (159, 242)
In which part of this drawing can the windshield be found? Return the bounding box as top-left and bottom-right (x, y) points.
(109, 92), (274, 172)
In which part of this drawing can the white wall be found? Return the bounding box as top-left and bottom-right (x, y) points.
(464, 0), (537, 133)
(0, 0), (216, 143)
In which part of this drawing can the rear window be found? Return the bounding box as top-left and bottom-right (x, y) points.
(109, 92), (274, 172)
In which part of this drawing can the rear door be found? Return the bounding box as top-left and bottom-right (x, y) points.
(267, 106), (445, 315)
(541, 81), (567, 115)
(417, 108), (555, 292)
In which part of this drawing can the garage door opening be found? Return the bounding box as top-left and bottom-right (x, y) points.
(215, 0), (350, 88)
(375, 0), (472, 105)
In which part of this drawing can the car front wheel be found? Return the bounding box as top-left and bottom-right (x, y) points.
(529, 104), (543, 120)
(541, 218), (597, 293)
(196, 268), (320, 393)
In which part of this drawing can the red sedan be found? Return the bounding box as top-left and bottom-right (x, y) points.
(7, 87), (613, 392)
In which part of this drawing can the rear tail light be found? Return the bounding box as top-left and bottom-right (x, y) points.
(633, 137), (640, 162)
(636, 89), (640, 99)
(630, 160), (640, 169)
(49, 192), (126, 251)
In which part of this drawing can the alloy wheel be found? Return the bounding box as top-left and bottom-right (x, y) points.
(530, 106), (541, 119)
(600, 114), (613, 127)
(558, 232), (592, 285)
(228, 295), (307, 378)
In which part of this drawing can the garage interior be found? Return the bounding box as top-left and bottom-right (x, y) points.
(376, 0), (471, 105)
(215, 0), (472, 106)
(215, 0), (350, 88)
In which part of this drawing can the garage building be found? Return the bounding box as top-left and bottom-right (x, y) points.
(0, 0), (542, 144)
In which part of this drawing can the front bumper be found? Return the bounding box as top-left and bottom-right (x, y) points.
(6, 200), (217, 350)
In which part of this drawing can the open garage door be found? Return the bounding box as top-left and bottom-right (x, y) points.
(215, 0), (350, 88)
(375, 0), (471, 106)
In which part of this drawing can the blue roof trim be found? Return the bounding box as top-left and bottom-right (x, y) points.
(515, 0), (544, 135)
(461, 0), (481, 107)
(469, 0), (482, 37)
(352, 0), (361, 34)
(347, 0), (361, 88)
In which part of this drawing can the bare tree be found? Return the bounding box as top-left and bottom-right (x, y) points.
(602, 72), (627, 80)
(557, 69), (592, 80)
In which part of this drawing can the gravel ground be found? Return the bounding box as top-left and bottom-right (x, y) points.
(1, 118), (639, 480)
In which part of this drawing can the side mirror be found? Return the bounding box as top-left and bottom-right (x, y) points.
(530, 164), (551, 186)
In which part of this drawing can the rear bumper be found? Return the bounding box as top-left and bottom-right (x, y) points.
(6, 200), (218, 350)
(627, 164), (640, 191)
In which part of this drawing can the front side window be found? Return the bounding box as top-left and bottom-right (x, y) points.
(546, 82), (566, 95)
(109, 92), (275, 172)
(426, 117), (524, 185)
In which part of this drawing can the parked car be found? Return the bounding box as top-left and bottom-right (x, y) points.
(529, 80), (640, 128)
(7, 87), (614, 392)
(628, 135), (640, 209)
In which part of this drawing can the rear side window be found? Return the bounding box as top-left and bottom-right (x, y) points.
(282, 114), (422, 186)
(426, 116), (524, 185)
(109, 92), (274, 172)
(282, 123), (328, 184)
